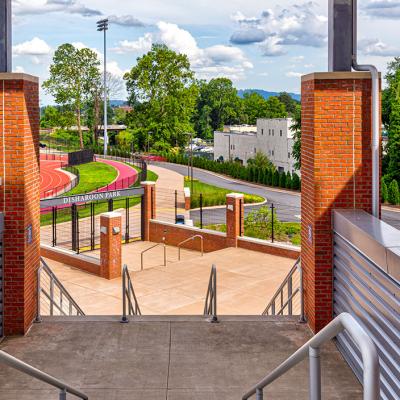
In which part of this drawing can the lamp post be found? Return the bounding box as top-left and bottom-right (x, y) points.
(184, 132), (194, 195)
(224, 134), (231, 162)
(97, 18), (109, 157)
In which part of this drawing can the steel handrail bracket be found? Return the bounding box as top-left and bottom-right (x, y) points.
(242, 313), (380, 400)
(178, 234), (204, 260)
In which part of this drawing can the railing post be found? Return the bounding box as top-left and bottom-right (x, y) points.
(298, 261), (306, 323)
(59, 388), (67, 400)
(175, 190), (178, 222)
(309, 347), (321, 400)
(121, 268), (128, 323)
(200, 193), (203, 229)
(256, 388), (263, 400)
(35, 267), (42, 323)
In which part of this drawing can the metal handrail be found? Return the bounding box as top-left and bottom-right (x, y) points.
(0, 350), (88, 400)
(140, 242), (166, 271)
(242, 313), (380, 400)
(36, 258), (84, 321)
(178, 235), (204, 260)
(121, 265), (141, 322)
(204, 265), (217, 322)
(262, 257), (304, 322)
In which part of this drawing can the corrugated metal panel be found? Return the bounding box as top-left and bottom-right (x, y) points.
(333, 232), (400, 400)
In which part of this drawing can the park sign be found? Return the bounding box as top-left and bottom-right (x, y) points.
(40, 187), (145, 208)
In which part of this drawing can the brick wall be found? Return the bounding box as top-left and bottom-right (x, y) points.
(301, 72), (378, 332)
(0, 74), (40, 335)
(237, 237), (300, 260)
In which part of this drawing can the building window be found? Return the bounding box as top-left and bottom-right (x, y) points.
(272, 129), (274, 136)
(269, 129), (271, 135)
(254, 148), (257, 153)
(261, 129), (264, 135)
(288, 152), (291, 159)
(272, 150), (275, 156)
(280, 130), (283, 137)
(278, 166), (284, 173)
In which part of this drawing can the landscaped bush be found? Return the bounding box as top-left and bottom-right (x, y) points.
(388, 179), (400, 205)
(279, 172), (286, 188)
(286, 171), (292, 189)
(157, 151), (302, 192)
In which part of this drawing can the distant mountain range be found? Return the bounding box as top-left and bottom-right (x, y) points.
(110, 100), (128, 107)
(238, 89), (301, 102)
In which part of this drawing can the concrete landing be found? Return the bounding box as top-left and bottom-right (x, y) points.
(0, 318), (362, 399)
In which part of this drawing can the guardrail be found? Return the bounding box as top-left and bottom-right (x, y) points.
(242, 312), (380, 400)
(121, 265), (141, 322)
(140, 242), (166, 271)
(262, 257), (304, 322)
(36, 258), (84, 321)
(178, 235), (204, 260)
(0, 350), (88, 400)
(204, 265), (217, 323)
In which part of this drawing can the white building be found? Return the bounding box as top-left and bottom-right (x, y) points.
(213, 118), (297, 173)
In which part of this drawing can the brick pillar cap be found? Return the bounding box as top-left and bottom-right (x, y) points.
(141, 181), (156, 186)
(301, 71), (381, 82)
(101, 211), (122, 219)
(0, 72), (39, 83)
(226, 193), (244, 199)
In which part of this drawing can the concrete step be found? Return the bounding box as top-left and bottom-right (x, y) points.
(0, 318), (362, 400)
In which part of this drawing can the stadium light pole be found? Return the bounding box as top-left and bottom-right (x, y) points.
(97, 18), (109, 157)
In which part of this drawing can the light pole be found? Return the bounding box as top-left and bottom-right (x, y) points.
(184, 132), (194, 195)
(224, 134), (231, 162)
(97, 18), (109, 157)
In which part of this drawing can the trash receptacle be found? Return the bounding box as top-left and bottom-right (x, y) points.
(175, 214), (185, 225)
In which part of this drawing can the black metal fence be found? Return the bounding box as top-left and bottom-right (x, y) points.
(42, 195), (143, 253)
(68, 149), (94, 166)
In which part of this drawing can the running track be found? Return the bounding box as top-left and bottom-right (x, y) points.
(40, 155), (138, 199)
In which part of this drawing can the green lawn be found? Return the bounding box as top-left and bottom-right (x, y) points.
(66, 162), (118, 195)
(185, 179), (264, 208)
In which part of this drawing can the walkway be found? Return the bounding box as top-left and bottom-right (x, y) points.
(0, 318), (362, 399)
(43, 246), (295, 315)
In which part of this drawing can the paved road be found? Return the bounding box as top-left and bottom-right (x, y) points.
(152, 162), (400, 229)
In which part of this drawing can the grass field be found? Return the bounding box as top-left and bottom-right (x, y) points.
(185, 179), (264, 208)
(66, 162), (118, 195)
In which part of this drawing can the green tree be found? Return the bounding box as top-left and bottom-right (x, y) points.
(291, 104), (302, 170)
(388, 179), (400, 205)
(278, 92), (299, 115)
(279, 172), (286, 188)
(381, 178), (388, 203)
(124, 44), (198, 150)
(265, 96), (287, 118)
(384, 58), (400, 182)
(292, 172), (301, 190)
(241, 92), (269, 124)
(43, 43), (101, 149)
(193, 78), (240, 138)
(286, 171), (292, 189)
(247, 151), (274, 170)
(40, 105), (75, 129)
(272, 170), (280, 186)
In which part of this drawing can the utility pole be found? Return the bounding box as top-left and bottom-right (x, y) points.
(0, 0), (12, 72)
(97, 18), (109, 157)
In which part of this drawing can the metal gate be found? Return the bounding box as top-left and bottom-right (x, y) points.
(41, 188), (145, 253)
(0, 213), (3, 338)
(333, 210), (400, 400)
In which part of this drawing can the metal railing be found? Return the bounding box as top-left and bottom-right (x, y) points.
(262, 257), (304, 322)
(204, 265), (217, 322)
(242, 312), (380, 400)
(140, 242), (167, 271)
(36, 258), (84, 321)
(0, 350), (88, 399)
(121, 265), (141, 322)
(178, 235), (204, 260)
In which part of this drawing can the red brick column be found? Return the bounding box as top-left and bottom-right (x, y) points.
(141, 181), (156, 241)
(100, 212), (122, 280)
(0, 73), (40, 335)
(226, 193), (244, 247)
(301, 72), (378, 333)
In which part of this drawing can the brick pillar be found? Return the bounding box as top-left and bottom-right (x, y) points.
(226, 193), (244, 247)
(100, 212), (122, 280)
(141, 181), (156, 241)
(0, 73), (40, 335)
(301, 72), (378, 333)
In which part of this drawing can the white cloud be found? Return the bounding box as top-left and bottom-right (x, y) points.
(286, 71), (303, 78)
(363, 0), (400, 19)
(108, 14), (145, 27)
(106, 61), (128, 78)
(14, 0), (101, 17)
(231, 3), (327, 57)
(359, 38), (400, 57)
(14, 66), (25, 73)
(72, 41), (103, 61)
(13, 37), (52, 56)
(113, 21), (253, 81)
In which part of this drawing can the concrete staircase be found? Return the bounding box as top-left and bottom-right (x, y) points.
(0, 316), (363, 400)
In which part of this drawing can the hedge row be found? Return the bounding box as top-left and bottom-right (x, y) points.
(159, 152), (301, 191)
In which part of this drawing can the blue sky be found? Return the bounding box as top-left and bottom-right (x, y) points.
(11, 0), (400, 105)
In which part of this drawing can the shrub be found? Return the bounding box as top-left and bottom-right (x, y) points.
(292, 173), (301, 190)
(286, 171), (292, 189)
(272, 170), (280, 186)
(279, 172), (286, 188)
(381, 178), (388, 203)
(388, 179), (400, 205)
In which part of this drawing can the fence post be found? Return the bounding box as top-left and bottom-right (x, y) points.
(175, 190), (178, 222)
(108, 198), (114, 212)
(226, 193), (244, 248)
(200, 193), (203, 229)
(71, 204), (77, 252)
(141, 181), (156, 241)
(90, 203), (95, 250)
(271, 203), (275, 243)
(125, 197), (130, 243)
(52, 207), (56, 247)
